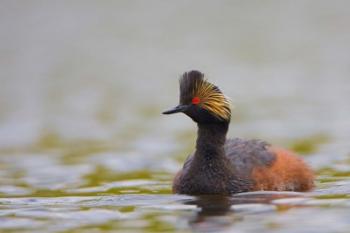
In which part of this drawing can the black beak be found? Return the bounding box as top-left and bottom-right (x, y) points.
(162, 105), (189, 114)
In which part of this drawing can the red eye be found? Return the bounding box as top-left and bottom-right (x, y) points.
(192, 97), (200, 105)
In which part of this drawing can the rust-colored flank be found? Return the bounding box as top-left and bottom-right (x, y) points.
(163, 70), (314, 195)
(251, 146), (314, 191)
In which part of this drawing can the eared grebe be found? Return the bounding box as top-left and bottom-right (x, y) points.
(163, 70), (314, 195)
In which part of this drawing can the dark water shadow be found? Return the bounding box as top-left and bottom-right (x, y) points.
(181, 191), (304, 232)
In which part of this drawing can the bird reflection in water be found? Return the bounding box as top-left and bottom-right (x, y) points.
(185, 195), (235, 232)
(182, 192), (302, 232)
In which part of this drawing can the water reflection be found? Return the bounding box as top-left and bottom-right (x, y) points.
(185, 195), (233, 232)
(182, 192), (305, 232)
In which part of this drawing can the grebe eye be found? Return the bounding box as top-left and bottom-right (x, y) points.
(192, 97), (201, 105)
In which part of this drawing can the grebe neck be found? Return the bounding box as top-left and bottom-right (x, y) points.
(195, 122), (229, 159)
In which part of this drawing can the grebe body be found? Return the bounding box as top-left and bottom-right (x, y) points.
(163, 71), (314, 195)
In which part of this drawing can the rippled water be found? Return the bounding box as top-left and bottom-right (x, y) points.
(1, 1), (350, 233)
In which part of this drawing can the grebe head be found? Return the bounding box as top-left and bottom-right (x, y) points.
(163, 70), (231, 124)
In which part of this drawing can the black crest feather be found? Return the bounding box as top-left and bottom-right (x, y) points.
(179, 70), (231, 121)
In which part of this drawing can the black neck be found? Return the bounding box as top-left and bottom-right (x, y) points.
(195, 122), (229, 159)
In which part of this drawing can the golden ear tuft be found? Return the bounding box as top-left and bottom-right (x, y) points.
(192, 78), (231, 121)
